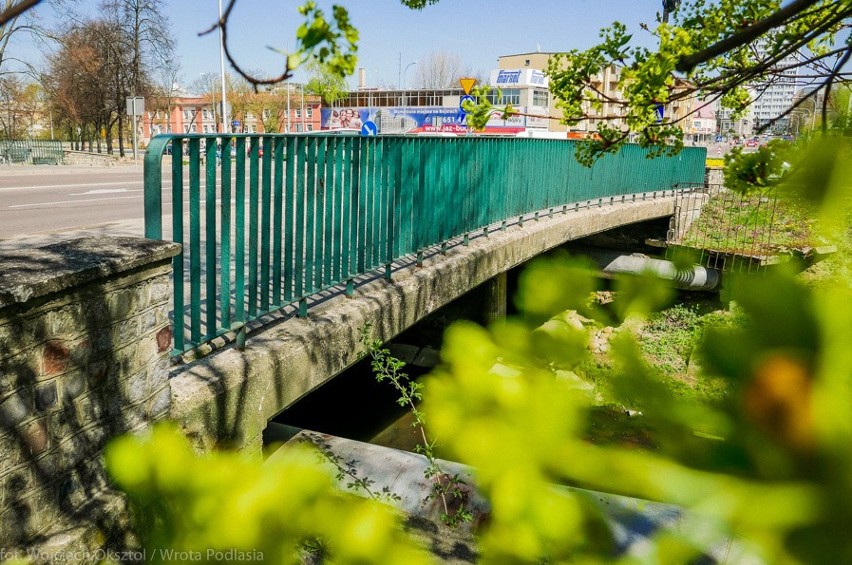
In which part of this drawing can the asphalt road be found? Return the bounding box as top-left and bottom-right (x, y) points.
(0, 165), (151, 237)
(0, 164), (179, 249)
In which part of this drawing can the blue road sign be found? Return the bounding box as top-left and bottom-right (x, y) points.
(654, 104), (664, 123)
(361, 121), (378, 136)
(459, 95), (475, 113)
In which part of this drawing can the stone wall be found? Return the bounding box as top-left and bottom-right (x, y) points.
(0, 237), (179, 560)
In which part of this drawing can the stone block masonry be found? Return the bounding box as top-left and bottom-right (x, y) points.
(0, 237), (179, 562)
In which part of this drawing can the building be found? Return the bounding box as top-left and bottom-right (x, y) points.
(140, 89), (322, 145)
(496, 53), (699, 138)
(494, 53), (562, 133)
(316, 52), (707, 138)
(325, 87), (471, 134)
(688, 101), (718, 144)
(715, 94), (755, 139)
(750, 45), (800, 132)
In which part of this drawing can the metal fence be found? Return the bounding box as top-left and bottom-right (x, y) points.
(0, 140), (64, 165)
(144, 133), (707, 354)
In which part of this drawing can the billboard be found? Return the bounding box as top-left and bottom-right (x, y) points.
(321, 106), (528, 135)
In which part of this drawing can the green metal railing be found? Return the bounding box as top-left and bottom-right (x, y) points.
(0, 140), (65, 164)
(144, 134), (706, 354)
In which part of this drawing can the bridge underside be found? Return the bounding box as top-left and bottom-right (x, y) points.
(169, 197), (676, 454)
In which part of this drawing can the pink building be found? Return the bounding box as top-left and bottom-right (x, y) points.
(140, 93), (322, 145)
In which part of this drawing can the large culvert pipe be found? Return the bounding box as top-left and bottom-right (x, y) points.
(586, 250), (721, 291)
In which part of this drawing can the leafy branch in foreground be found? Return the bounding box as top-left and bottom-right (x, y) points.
(105, 424), (430, 564)
(360, 324), (473, 527)
(421, 136), (852, 563)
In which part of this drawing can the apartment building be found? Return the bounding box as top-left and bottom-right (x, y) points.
(750, 45), (800, 132)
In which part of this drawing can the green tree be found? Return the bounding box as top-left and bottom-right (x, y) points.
(549, 0), (850, 162)
(0, 75), (41, 138)
(463, 1), (852, 164)
(304, 58), (348, 108)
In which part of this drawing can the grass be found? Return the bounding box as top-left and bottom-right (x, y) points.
(577, 296), (743, 450)
(679, 190), (825, 256)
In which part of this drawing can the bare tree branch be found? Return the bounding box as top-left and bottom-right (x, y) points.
(0, 0), (42, 26)
(676, 0), (824, 72)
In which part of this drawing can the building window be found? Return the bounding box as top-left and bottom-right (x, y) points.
(307, 124), (314, 131)
(190, 125), (197, 133)
(184, 125), (190, 133)
(532, 89), (549, 107)
(306, 107), (313, 118)
(183, 110), (191, 120)
(295, 109), (301, 118)
(488, 89), (520, 106)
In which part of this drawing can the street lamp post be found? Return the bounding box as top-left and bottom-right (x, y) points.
(402, 61), (417, 109)
(803, 96), (817, 131)
(799, 109), (811, 134)
(790, 114), (800, 135)
(218, 0), (228, 133)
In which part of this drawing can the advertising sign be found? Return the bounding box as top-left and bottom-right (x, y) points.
(489, 69), (548, 88)
(321, 106), (528, 135)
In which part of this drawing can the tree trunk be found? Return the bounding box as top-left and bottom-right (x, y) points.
(118, 114), (125, 157)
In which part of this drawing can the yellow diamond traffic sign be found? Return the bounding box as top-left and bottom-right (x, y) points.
(459, 77), (477, 95)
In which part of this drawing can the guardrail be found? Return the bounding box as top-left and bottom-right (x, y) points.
(0, 140), (65, 165)
(144, 133), (706, 354)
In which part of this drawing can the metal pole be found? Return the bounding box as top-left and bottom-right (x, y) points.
(301, 84), (305, 131)
(132, 106), (138, 164)
(286, 83), (291, 133)
(218, 0), (228, 133)
(403, 61), (416, 111)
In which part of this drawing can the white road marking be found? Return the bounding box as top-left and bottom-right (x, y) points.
(69, 188), (142, 195)
(9, 195), (146, 208)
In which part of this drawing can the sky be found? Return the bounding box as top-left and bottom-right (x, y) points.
(9, 0), (667, 89)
